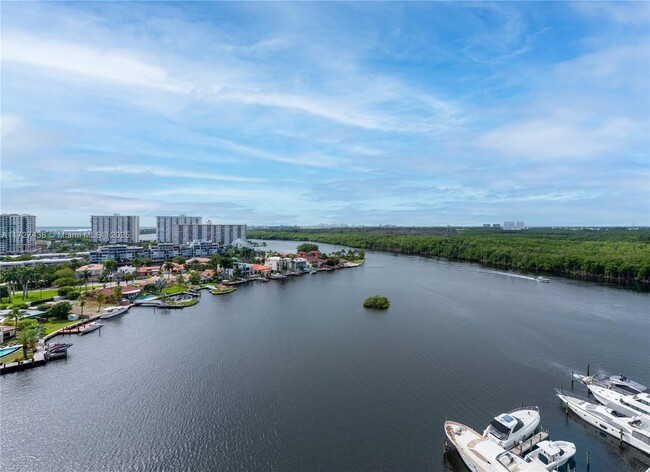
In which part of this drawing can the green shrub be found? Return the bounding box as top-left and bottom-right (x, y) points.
(30, 297), (54, 306)
(67, 291), (81, 300)
(363, 296), (390, 310)
(57, 286), (73, 296)
(54, 278), (76, 288)
(48, 301), (72, 319)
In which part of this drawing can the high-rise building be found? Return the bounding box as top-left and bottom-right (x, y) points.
(156, 215), (202, 243)
(90, 215), (139, 243)
(173, 223), (247, 245)
(0, 214), (36, 254)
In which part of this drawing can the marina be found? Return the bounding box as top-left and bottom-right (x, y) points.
(1, 242), (648, 471)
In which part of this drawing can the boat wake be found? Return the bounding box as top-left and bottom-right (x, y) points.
(479, 269), (549, 283)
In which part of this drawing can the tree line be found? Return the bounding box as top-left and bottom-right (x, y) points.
(248, 228), (650, 284)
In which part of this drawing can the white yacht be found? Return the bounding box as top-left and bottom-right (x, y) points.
(579, 373), (647, 395)
(588, 384), (650, 418)
(100, 305), (130, 319)
(483, 406), (541, 450)
(523, 440), (575, 470)
(445, 421), (550, 472)
(557, 391), (650, 455)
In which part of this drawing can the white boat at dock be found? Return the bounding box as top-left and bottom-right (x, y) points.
(79, 322), (103, 335)
(587, 384), (650, 419)
(483, 406), (541, 450)
(557, 390), (650, 455)
(577, 372), (647, 395)
(100, 305), (130, 319)
(523, 440), (575, 470)
(445, 420), (549, 472)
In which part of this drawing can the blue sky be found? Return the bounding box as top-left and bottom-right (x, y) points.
(1, 2), (648, 227)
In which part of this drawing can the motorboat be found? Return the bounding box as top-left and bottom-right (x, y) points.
(483, 406), (541, 450)
(557, 390), (650, 455)
(46, 342), (72, 360)
(445, 421), (549, 471)
(577, 372), (647, 395)
(79, 322), (103, 335)
(534, 276), (550, 283)
(523, 440), (575, 470)
(100, 305), (129, 319)
(588, 384), (650, 418)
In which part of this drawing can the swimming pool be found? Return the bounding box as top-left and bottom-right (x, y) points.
(137, 295), (158, 301)
(0, 346), (20, 359)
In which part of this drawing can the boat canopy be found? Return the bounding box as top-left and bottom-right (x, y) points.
(490, 419), (512, 435)
(537, 441), (561, 456)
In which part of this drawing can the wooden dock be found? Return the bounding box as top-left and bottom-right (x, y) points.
(510, 431), (549, 456)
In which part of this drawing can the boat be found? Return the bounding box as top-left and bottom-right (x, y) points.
(445, 420), (549, 471)
(557, 390), (650, 455)
(100, 305), (130, 319)
(587, 384), (650, 418)
(534, 276), (550, 283)
(79, 322), (103, 335)
(523, 440), (575, 470)
(579, 373), (647, 395)
(483, 406), (541, 450)
(46, 342), (73, 360)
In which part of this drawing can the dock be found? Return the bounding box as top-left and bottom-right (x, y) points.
(510, 431), (549, 456)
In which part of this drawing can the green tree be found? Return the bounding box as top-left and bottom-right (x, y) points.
(163, 261), (174, 279)
(112, 285), (123, 302)
(48, 301), (72, 319)
(297, 243), (319, 252)
(79, 294), (87, 316)
(188, 271), (201, 286)
(96, 293), (107, 312)
(6, 306), (24, 330)
(104, 259), (117, 273)
(16, 325), (42, 360)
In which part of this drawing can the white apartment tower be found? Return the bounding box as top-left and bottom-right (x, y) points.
(172, 223), (247, 246)
(156, 215), (202, 243)
(0, 214), (36, 254)
(91, 214), (140, 243)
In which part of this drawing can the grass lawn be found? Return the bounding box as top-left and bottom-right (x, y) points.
(210, 287), (236, 295)
(0, 348), (34, 363)
(41, 318), (81, 336)
(162, 285), (188, 295)
(178, 299), (199, 307)
(1, 289), (60, 306)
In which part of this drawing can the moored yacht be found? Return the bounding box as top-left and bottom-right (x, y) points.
(578, 373), (647, 395)
(588, 384), (650, 418)
(100, 305), (129, 319)
(445, 421), (549, 472)
(557, 390), (650, 455)
(483, 406), (541, 450)
(523, 440), (575, 470)
(79, 321), (103, 335)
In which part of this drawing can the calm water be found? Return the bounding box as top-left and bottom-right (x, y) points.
(1, 241), (649, 471)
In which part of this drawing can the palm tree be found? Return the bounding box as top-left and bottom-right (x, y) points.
(162, 261), (174, 280)
(96, 293), (107, 312)
(112, 285), (122, 303)
(7, 306), (23, 331)
(16, 326), (42, 361)
(4, 268), (18, 296)
(16, 266), (35, 300)
(80, 270), (91, 289)
(79, 294), (87, 317)
(104, 259), (117, 274)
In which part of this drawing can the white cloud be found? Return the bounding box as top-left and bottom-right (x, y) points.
(86, 165), (265, 183)
(1, 34), (192, 93)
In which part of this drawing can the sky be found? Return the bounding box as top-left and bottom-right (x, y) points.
(1, 2), (648, 227)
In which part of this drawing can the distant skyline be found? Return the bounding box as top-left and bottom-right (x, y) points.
(1, 2), (648, 227)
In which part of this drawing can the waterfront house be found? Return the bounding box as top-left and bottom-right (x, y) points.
(297, 251), (323, 268)
(1, 325), (16, 343)
(137, 266), (161, 277)
(117, 265), (136, 275)
(75, 263), (105, 279)
(252, 264), (270, 276)
(265, 256), (292, 272)
(291, 258), (308, 271)
(94, 285), (142, 301)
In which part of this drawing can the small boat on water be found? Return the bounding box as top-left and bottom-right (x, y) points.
(445, 421), (548, 471)
(79, 322), (103, 335)
(483, 406), (541, 450)
(100, 305), (129, 319)
(534, 276), (550, 283)
(557, 390), (650, 455)
(578, 372), (647, 395)
(46, 342), (73, 360)
(523, 440), (575, 470)
(587, 384), (650, 418)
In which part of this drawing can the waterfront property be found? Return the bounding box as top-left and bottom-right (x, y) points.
(90, 214), (140, 244)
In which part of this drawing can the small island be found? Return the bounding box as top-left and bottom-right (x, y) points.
(363, 296), (390, 310)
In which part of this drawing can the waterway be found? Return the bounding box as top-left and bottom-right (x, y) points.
(1, 240), (648, 471)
